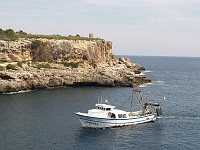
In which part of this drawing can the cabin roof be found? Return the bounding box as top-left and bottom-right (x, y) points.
(95, 103), (115, 109)
(112, 109), (127, 114)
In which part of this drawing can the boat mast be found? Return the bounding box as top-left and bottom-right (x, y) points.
(130, 90), (134, 113)
(131, 81), (138, 113)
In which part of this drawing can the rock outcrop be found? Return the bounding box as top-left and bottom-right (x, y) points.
(0, 38), (151, 93)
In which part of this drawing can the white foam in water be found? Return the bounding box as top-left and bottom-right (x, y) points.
(162, 116), (177, 119)
(135, 70), (152, 76)
(139, 80), (165, 88)
(156, 116), (163, 119)
(3, 90), (32, 95)
(155, 80), (165, 83)
(139, 82), (153, 87)
(144, 70), (152, 73)
(135, 72), (145, 76)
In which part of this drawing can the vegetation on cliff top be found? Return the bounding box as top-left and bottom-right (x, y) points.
(0, 28), (100, 41)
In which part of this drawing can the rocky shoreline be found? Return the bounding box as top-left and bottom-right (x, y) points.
(0, 58), (151, 93)
(0, 38), (151, 93)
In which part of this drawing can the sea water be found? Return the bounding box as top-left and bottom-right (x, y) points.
(0, 56), (200, 150)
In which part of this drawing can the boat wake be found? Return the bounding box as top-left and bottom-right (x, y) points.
(160, 115), (200, 120)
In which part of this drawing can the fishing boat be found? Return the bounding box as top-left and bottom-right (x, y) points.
(75, 88), (162, 128)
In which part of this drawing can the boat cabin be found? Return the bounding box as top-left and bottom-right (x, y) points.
(88, 103), (128, 119)
(95, 104), (115, 111)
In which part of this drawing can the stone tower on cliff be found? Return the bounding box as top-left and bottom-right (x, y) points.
(89, 33), (94, 38)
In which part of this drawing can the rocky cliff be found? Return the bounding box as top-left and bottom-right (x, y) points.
(0, 38), (114, 66)
(0, 38), (151, 93)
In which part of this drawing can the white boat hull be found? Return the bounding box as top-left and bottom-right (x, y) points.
(75, 112), (156, 128)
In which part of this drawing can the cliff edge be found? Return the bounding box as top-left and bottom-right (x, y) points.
(0, 37), (151, 93)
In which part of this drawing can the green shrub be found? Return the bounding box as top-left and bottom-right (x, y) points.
(17, 62), (22, 68)
(63, 62), (80, 68)
(0, 66), (5, 71)
(6, 64), (17, 70)
(31, 40), (42, 50)
(36, 63), (51, 69)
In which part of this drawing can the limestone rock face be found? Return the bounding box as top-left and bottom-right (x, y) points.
(0, 38), (114, 67)
(0, 38), (152, 93)
(0, 39), (31, 62)
(48, 39), (114, 67)
(119, 57), (132, 68)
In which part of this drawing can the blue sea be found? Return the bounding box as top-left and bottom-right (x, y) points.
(0, 56), (200, 150)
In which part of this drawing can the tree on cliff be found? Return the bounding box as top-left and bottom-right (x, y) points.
(0, 28), (17, 41)
(0, 28), (5, 39)
(31, 40), (52, 62)
(16, 30), (27, 35)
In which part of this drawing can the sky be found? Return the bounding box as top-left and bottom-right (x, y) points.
(1, 0), (200, 57)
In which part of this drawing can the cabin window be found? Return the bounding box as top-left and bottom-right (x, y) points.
(111, 113), (116, 118)
(118, 114), (122, 118)
(98, 107), (103, 110)
(106, 108), (111, 111)
(118, 114), (127, 118)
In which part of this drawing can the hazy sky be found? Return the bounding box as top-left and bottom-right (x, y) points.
(1, 0), (200, 57)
